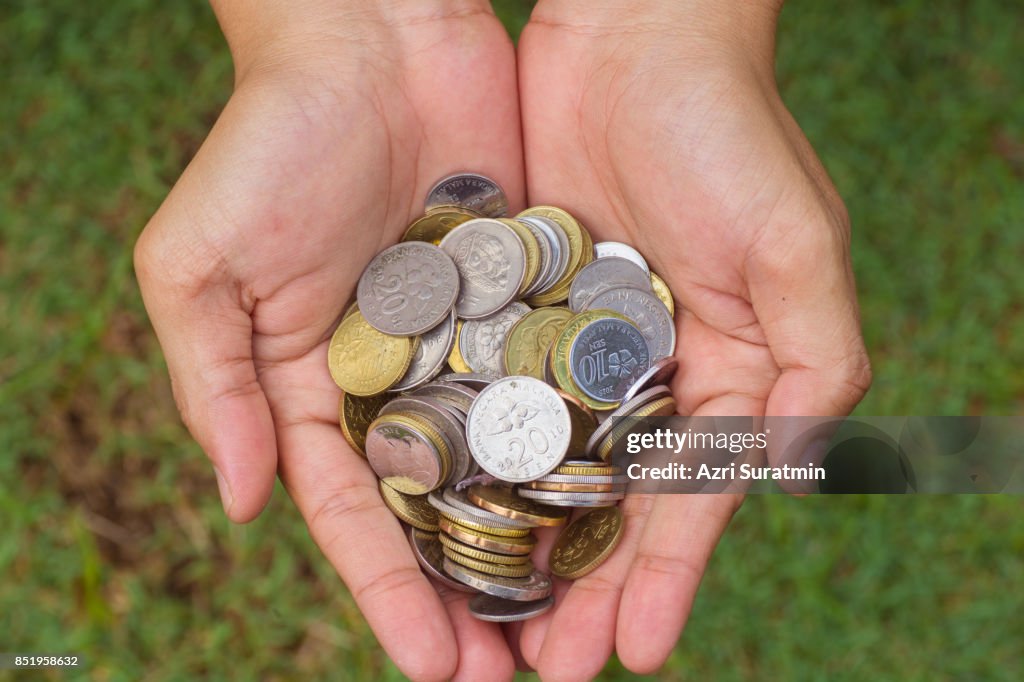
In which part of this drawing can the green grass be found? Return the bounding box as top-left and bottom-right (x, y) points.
(1, 1), (1022, 680)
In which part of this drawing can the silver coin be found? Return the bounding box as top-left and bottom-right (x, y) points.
(356, 242), (460, 335)
(426, 173), (509, 218)
(514, 219), (554, 297)
(365, 417), (444, 495)
(412, 381), (477, 414)
(594, 241), (651, 275)
(567, 256), (652, 313)
(621, 357), (679, 404)
(532, 473), (630, 485)
(469, 594), (554, 622)
(408, 528), (476, 593)
(516, 489), (625, 504)
(435, 372), (494, 391)
(569, 317), (651, 403)
(442, 558), (553, 601)
(390, 310), (457, 392)
(518, 215), (569, 294)
(584, 287), (676, 360)
(584, 385), (673, 457)
(381, 396), (470, 483)
(460, 302), (531, 377)
(467, 377), (571, 482)
(442, 487), (534, 529)
(439, 219), (527, 319)
(426, 491), (526, 531)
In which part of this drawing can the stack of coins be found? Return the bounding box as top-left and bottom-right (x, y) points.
(328, 173), (680, 621)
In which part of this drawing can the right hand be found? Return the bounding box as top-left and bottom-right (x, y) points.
(134, 2), (524, 679)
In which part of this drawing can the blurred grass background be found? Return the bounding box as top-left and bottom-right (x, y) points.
(1, 0), (1022, 679)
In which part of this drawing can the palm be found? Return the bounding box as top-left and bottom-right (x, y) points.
(139, 11), (523, 680)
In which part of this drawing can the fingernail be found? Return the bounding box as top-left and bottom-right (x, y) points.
(213, 466), (234, 514)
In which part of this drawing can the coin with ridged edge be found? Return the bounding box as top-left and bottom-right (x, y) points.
(594, 241), (651, 275)
(408, 528), (475, 593)
(442, 487), (534, 530)
(338, 391), (389, 456)
(426, 173), (508, 218)
(568, 256), (652, 313)
(438, 532), (532, 565)
(584, 287), (676, 360)
(549, 507), (624, 579)
(403, 207), (480, 244)
(329, 310), (417, 396)
(469, 594), (554, 622)
(442, 548), (535, 578)
(649, 272), (675, 317)
(438, 516), (535, 555)
(356, 242), (460, 336)
(390, 309), (457, 392)
(440, 219), (526, 319)
(460, 302), (531, 377)
(366, 413), (449, 495)
(467, 485), (569, 527)
(568, 317), (651, 404)
(443, 558), (553, 601)
(466, 377), (571, 482)
(379, 481), (439, 531)
(503, 307), (573, 379)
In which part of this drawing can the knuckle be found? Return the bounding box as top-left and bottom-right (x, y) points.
(573, 572), (622, 599)
(307, 483), (383, 552)
(632, 549), (702, 583)
(351, 564), (424, 607)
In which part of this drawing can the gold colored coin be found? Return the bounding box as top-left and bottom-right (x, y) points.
(338, 391), (389, 456)
(550, 507), (624, 580)
(369, 412), (451, 494)
(328, 310), (416, 396)
(466, 485), (569, 527)
(342, 300), (359, 320)
(556, 389), (598, 457)
(439, 517), (536, 555)
(597, 395), (678, 461)
(649, 272), (675, 317)
(438, 533), (531, 565)
(499, 219), (542, 296)
(549, 310), (628, 410)
(379, 481), (440, 532)
(503, 307), (574, 379)
(447, 320), (473, 373)
(402, 207), (479, 244)
(441, 547), (536, 578)
(556, 464), (616, 476)
(523, 481), (619, 493)
(439, 512), (533, 538)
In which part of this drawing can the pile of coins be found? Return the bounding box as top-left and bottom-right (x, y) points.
(328, 173), (679, 621)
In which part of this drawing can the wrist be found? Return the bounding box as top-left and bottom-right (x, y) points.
(212, 0), (495, 77)
(530, 0), (781, 72)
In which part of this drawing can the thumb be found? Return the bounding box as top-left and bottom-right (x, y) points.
(749, 210), (872, 472)
(135, 213), (278, 523)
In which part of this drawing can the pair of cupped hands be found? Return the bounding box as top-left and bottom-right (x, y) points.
(135, 0), (871, 679)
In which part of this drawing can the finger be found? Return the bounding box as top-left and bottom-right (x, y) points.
(529, 494), (656, 682)
(746, 211), (872, 467)
(616, 493), (741, 673)
(273, 380), (457, 682)
(434, 587), (516, 682)
(615, 365), (751, 673)
(135, 230), (277, 523)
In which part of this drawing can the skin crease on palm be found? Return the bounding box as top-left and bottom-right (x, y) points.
(134, 1), (871, 681)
